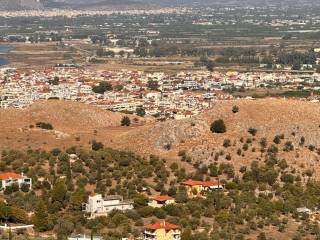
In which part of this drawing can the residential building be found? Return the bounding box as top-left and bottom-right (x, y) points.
(68, 235), (102, 240)
(182, 179), (224, 198)
(148, 195), (175, 208)
(0, 172), (32, 190)
(144, 221), (181, 240)
(83, 194), (133, 218)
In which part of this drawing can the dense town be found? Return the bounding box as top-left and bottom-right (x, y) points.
(2, 66), (320, 119)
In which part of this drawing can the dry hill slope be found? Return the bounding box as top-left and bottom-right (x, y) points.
(2, 99), (320, 178)
(120, 99), (320, 152)
(117, 99), (320, 178)
(0, 100), (150, 151)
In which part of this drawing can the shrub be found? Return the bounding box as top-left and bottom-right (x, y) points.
(91, 140), (104, 151)
(20, 183), (30, 192)
(51, 148), (61, 156)
(232, 106), (239, 113)
(92, 81), (112, 94)
(210, 119), (226, 133)
(283, 141), (294, 152)
(267, 145), (278, 154)
(136, 107), (146, 117)
(281, 173), (295, 183)
(121, 116), (131, 126)
(248, 128), (257, 136)
(257, 232), (267, 240)
(273, 135), (280, 144)
(308, 145), (315, 151)
(223, 139), (231, 148)
(36, 122), (53, 130)
(178, 150), (186, 157)
(260, 138), (267, 148)
(170, 163), (179, 171)
(237, 149), (242, 156)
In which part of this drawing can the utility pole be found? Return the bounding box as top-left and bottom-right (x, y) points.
(8, 229), (12, 240)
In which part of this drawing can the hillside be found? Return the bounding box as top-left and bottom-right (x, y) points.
(116, 99), (320, 178)
(2, 98), (320, 240)
(2, 99), (320, 179)
(0, 100), (151, 151)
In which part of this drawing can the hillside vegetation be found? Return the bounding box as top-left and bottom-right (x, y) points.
(117, 99), (320, 179)
(1, 99), (320, 239)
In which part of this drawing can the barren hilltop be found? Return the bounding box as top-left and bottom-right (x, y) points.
(2, 99), (320, 178)
(0, 100), (151, 151)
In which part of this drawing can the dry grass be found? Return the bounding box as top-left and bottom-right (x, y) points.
(0, 100), (151, 151)
(2, 98), (320, 179)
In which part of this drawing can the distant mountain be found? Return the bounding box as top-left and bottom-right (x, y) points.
(0, 0), (148, 10)
(0, 0), (315, 11)
(0, 0), (43, 10)
(53, 0), (149, 10)
(51, 0), (319, 9)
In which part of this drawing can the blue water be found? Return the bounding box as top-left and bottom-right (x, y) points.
(0, 45), (11, 66)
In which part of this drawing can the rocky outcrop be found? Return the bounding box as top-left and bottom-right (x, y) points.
(155, 119), (209, 150)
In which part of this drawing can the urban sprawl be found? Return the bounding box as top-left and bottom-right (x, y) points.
(1, 67), (320, 119)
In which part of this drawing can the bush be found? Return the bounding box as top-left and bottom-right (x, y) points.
(51, 148), (61, 156)
(232, 106), (239, 113)
(136, 107), (146, 117)
(20, 184), (30, 192)
(248, 128), (257, 136)
(283, 141), (294, 152)
(223, 139), (231, 148)
(36, 122), (53, 130)
(273, 135), (281, 144)
(308, 145), (315, 151)
(121, 116), (131, 126)
(92, 81), (112, 94)
(91, 140), (104, 151)
(178, 150), (186, 157)
(210, 119), (226, 133)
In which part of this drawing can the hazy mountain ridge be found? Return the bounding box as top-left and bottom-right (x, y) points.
(0, 0), (43, 10)
(0, 0), (315, 11)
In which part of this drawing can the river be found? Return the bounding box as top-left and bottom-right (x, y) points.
(0, 45), (11, 66)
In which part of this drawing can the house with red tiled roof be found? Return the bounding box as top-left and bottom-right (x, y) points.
(148, 195), (176, 208)
(0, 172), (32, 191)
(144, 221), (181, 240)
(182, 179), (224, 198)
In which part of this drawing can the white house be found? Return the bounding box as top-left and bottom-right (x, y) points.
(0, 172), (32, 190)
(68, 235), (102, 240)
(148, 196), (176, 208)
(83, 194), (133, 218)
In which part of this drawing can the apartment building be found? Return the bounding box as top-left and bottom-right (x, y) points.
(83, 194), (133, 218)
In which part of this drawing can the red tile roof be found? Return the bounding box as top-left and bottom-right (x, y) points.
(145, 221), (179, 231)
(182, 179), (220, 187)
(202, 180), (220, 187)
(153, 195), (174, 202)
(0, 172), (23, 180)
(182, 179), (202, 186)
